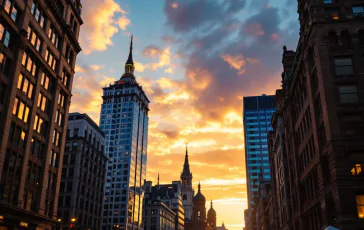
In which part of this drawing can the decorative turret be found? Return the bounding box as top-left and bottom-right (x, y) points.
(208, 200), (217, 229)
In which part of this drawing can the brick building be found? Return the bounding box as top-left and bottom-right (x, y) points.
(0, 0), (82, 228)
(58, 113), (107, 230)
(266, 0), (364, 229)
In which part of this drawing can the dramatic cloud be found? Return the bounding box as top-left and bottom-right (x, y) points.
(79, 0), (130, 54)
(72, 1), (300, 229)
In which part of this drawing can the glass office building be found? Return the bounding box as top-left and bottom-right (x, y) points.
(99, 38), (149, 230)
(243, 95), (275, 209)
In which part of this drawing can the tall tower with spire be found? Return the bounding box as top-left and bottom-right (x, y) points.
(100, 36), (150, 230)
(181, 145), (194, 220)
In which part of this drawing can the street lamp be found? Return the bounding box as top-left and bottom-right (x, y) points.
(57, 218), (62, 222)
(71, 217), (77, 222)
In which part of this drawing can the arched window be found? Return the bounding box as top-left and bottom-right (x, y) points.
(183, 194), (187, 200)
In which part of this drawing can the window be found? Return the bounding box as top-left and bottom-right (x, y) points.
(339, 85), (359, 104)
(33, 115), (44, 134)
(58, 93), (65, 107)
(27, 25), (42, 52)
(55, 110), (63, 126)
(353, 6), (364, 17)
(351, 164), (363, 176)
(13, 98), (30, 123)
(31, 1), (45, 28)
(62, 70), (70, 87)
(326, 7), (340, 20)
(324, 0), (332, 4)
(334, 57), (353, 76)
(48, 25), (59, 48)
(37, 93), (47, 111)
(356, 195), (364, 218)
(40, 73), (50, 90)
(3, 0), (18, 22)
(22, 52), (37, 76)
(0, 23), (11, 48)
(17, 74), (33, 99)
(45, 48), (57, 70)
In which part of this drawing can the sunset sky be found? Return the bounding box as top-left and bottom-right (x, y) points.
(72, 0), (299, 229)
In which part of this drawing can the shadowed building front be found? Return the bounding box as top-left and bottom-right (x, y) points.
(0, 0), (83, 229)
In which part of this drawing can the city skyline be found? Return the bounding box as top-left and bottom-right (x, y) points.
(72, 1), (299, 229)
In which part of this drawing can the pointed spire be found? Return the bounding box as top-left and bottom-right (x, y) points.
(157, 173), (160, 185)
(198, 181), (201, 192)
(126, 34), (134, 65)
(182, 144), (191, 176)
(210, 200), (213, 208)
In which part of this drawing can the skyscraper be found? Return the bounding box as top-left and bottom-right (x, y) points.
(243, 95), (275, 210)
(100, 37), (149, 230)
(0, 0), (82, 228)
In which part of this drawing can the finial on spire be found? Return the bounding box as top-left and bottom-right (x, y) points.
(157, 173), (160, 185)
(125, 34), (134, 66)
(211, 200), (213, 208)
(185, 142), (188, 157)
(198, 181), (201, 192)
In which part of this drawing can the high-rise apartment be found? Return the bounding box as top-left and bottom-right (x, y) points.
(58, 113), (107, 230)
(243, 95), (275, 230)
(0, 0), (82, 229)
(100, 37), (149, 230)
(243, 95), (275, 206)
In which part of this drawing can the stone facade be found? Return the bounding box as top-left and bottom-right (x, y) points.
(0, 0), (82, 229)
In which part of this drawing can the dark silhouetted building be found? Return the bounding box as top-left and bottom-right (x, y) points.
(207, 201), (216, 229)
(258, 0), (364, 229)
(143, 180), (184, 230)
(185, 183), (213, 230)
(58, 113), (107, 229)
(181, 146), (194, 221)
(0, 0), (82, 229)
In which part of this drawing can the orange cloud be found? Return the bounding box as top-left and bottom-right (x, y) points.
(134, 62), (146, 72)
(90, 64), (104, 71)
(171, 3), (178, 9)
(80, 0), (130, 54)
(220, 54), (246, 75)
(116, 15), (131, 30)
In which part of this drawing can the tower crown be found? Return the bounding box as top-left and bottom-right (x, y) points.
(181, 144), (192, 177)
(122, 35), (135, 79)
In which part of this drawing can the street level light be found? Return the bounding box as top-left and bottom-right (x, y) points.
(71, 217), (77, 222)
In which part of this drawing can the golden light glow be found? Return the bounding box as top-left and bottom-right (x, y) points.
(171, 3), (178, 9)
(57, 218), (62, 222)
(71, 217), (77, 222)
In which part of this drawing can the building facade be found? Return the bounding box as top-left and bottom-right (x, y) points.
(58, 113), (107, 229)
(260, 0), (364, 229)
(100, 37), (149, 230)
(143, 180), (185, 230)
(143, 199), (176, 230)
(181, 147), (194, 221)
(243, 94), (275, 229)
(0, 0), (82, 229)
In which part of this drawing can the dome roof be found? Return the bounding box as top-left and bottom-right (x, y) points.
(208, 201), (216, 216)
(193, 183), (206, 202)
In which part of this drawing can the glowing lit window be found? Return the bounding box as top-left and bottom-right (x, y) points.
(352, 164), (363, 175)
(356, 195), (364, 218)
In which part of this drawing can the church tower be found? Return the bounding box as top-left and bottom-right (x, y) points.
(192, 183), (206, 222)
(181, 145), (194, 220)
(207, 200), (217, 229)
